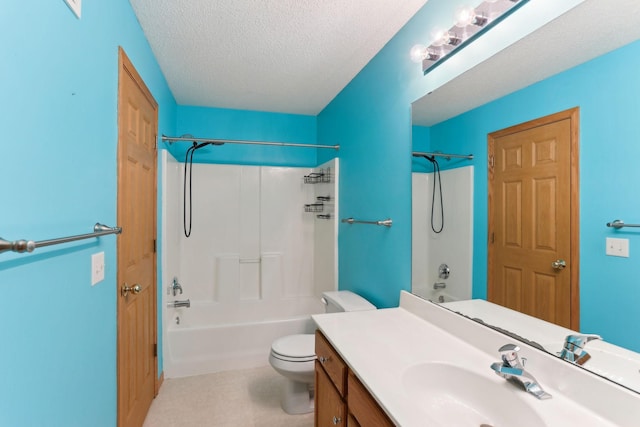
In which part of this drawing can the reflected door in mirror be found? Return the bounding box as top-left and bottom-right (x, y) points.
(488, 109), (579, 329)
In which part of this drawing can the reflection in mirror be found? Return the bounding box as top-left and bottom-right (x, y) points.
(410, 0), (640, 394)
(440, 297), (640, 394)
(411, 164), (474, 303)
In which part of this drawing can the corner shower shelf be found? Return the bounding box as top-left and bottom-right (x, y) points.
(304, 167), (332, 184)
(304, 203), (324, 213)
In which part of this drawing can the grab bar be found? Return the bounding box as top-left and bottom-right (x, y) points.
(341, 218), (393, 227)
(0, 223), (122, 255)
(606, 220), (640, 229)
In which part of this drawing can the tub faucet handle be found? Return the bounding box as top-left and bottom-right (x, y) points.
(172, 277), (183, 296)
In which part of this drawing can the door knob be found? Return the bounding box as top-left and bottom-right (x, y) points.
(551, 259), (567, 270)
(121, 283), (142, 297)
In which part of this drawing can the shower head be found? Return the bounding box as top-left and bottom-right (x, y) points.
(191, 141), (225, 150)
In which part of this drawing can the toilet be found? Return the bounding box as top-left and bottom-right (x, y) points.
(269, 290), (376, 414)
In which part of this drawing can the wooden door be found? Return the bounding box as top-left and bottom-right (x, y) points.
(488, 108), (579, 329)
(117, 48), (158, 427)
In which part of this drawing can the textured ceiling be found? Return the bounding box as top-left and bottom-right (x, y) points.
(129, 0), (428, 115)
(412, 0), (640, 126)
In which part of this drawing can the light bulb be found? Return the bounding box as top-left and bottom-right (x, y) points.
(410, 44), (427, 63)
(430, 28), (449, 47)
(455, 6), (476, 27)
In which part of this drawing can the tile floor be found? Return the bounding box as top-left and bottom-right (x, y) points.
(143, 366), (314, 427)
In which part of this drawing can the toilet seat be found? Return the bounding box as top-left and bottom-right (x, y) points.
(270, 334), (315, 362)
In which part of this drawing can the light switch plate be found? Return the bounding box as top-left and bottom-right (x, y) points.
(64, 0), (82, 18)
(92, 252), (105, 285)
(606, 237), (629, 258)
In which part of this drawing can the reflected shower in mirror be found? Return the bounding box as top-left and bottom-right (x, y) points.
(411, 161), (474, 304)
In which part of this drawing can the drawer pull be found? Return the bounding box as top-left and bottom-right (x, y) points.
(332, 416), (342, 425)
(319, 355), (331, 363)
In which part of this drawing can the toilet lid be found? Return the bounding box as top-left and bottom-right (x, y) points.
(271, 334), (315, 359)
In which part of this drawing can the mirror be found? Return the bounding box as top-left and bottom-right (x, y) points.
(410, 1), (640, 393)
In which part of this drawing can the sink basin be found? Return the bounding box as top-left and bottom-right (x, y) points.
(401, 362), (547, 427)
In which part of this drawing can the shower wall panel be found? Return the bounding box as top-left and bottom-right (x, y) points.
(178, 163), (318, 315)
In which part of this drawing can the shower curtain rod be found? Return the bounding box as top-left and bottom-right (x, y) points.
(162, 135), (339, 150)
(413, 151), (473, 160)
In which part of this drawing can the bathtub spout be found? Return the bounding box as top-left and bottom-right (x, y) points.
(167, 299), (190, 308)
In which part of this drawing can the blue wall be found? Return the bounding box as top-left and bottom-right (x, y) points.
(0, 1), (175, 426)
(428, 39), (640, 352)
(317, 1), (487, 308)
(168, 106), (319, 167)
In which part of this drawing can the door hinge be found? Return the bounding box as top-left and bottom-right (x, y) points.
(153, 239), (156, 253)
(489, 154), (495, 168)
(153, 343), (157, 358)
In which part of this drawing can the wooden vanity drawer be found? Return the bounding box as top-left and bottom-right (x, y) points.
(315, 330), (347, 396)
(348, 371), (395, 427)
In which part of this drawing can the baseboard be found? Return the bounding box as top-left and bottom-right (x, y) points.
(155, 372), (164, 396)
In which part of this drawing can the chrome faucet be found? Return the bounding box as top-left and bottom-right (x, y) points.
(558, 334), (602, 365)
(167, 299), (190, 308)
(433, 282), (446, 290)
(490, 343), (552, 400)
(171, 277), (183, 296)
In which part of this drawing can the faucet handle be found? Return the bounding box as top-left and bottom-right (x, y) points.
(560, 334), (602, 365)
(498, 344), (524, 368)
(564, 334), (602, 349)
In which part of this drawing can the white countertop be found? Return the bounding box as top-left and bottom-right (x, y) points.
(312, 291), (640, 427)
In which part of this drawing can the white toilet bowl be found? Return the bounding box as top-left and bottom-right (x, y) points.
(269, 334), (316, 414)
(269, 291), (376, 415)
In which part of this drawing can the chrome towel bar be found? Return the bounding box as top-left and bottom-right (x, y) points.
(341, 218), (392, 227)
(0, 223), (122, 255)
(606, 220), (640, 229)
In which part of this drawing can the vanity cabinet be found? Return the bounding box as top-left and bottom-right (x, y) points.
(315, 330), (394, 427)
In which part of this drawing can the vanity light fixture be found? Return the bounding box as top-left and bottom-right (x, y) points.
(410, 0), (529, 73)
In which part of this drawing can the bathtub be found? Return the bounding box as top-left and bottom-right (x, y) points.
(411, 283), (460, 304)
(163, 301), (321, 378)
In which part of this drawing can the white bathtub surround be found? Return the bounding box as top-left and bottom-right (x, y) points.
(412, 166), (473, 301)
(161, 155), (338, 378)
(313, 291), (640, 426)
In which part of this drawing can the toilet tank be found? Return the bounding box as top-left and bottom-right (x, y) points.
(321, 291), (376, 313)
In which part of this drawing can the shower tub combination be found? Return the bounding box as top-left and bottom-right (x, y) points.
(411, 166), (474, 303)
(161, 153), (338, 378)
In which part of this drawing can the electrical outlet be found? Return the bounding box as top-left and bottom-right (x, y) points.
(92, 252), (105, 285)
(64, 0), (82, 18)
(606, 237), (629, 258)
